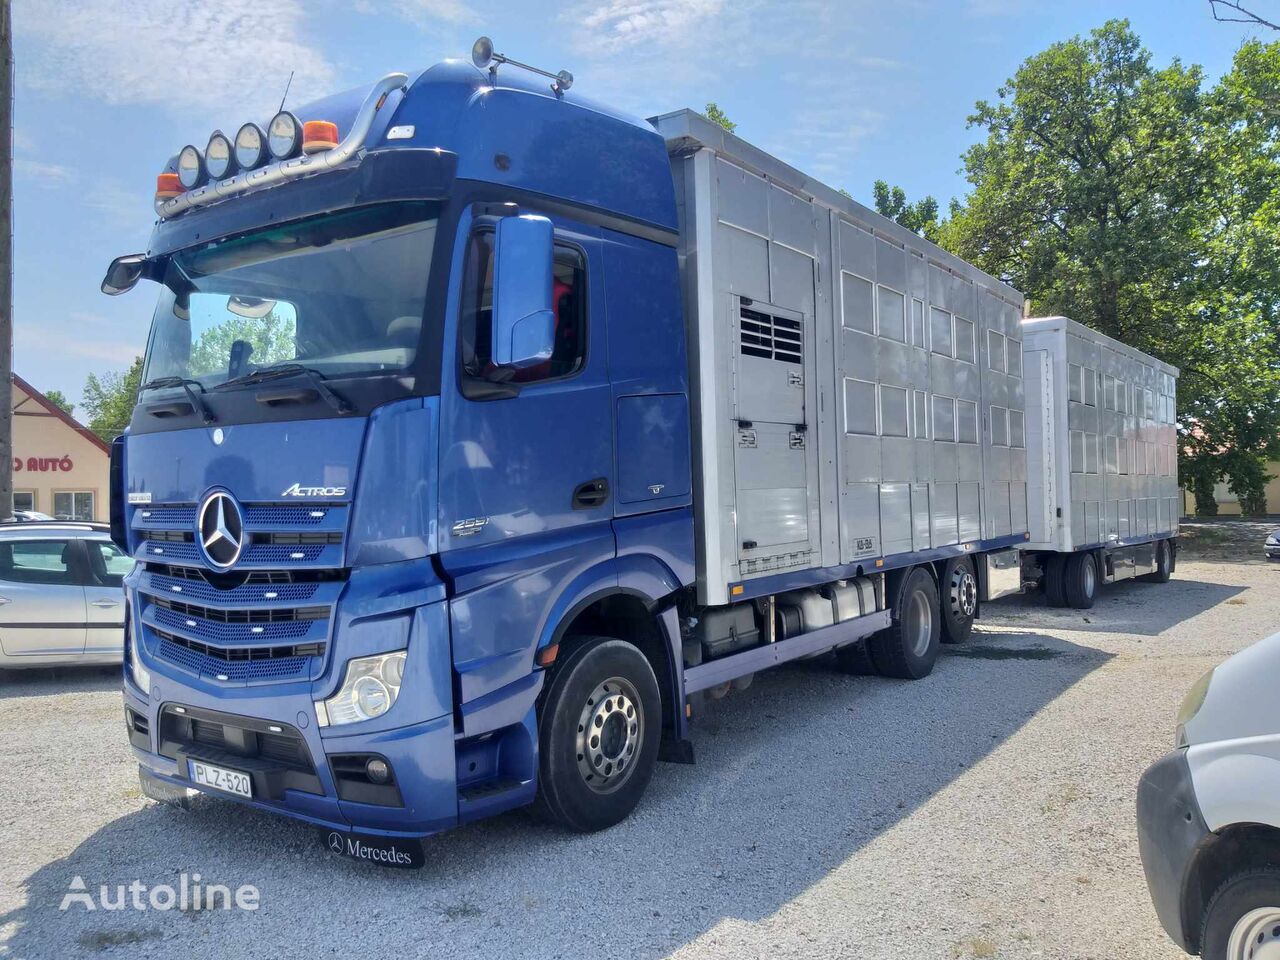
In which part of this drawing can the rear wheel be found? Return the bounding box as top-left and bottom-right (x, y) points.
(867, 567), (940, 680)
(533, 637), (661, 832)
(1143, 538), (1174, 583)
(1200, 868), (1280, 960)
(1064, 552), (1098, 610)
(1042, 555), (1067, 608)
(940, 557), (977, 644)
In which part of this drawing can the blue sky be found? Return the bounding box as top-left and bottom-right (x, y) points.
(10, 0), (1269, 414)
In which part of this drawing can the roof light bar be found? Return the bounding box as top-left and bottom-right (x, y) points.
(154, 72), (408, 219)
(470, 36), (573, 96)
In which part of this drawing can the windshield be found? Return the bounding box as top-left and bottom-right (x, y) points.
(142, 202), (439, 389)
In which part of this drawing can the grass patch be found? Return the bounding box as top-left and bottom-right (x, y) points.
(952, 936), (998, 958)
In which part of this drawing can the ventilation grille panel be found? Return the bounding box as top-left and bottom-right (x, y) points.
(740, 306), (802, 365)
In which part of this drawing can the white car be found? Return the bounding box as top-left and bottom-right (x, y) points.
(0, 522), (132, 668)
(1138, 631), (1280, 959)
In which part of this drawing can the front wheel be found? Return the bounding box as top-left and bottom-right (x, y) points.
(1201, 869), (1280, 960)
(533, 637), (661, 832)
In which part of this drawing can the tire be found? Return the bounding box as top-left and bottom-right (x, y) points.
(1042, 554), (1067, 608)
(833, 639), (880, 675)
(1143, 538), (1174, 583)
(940, 557), (978, 644)
(867, 567), (941, 680)
(532, 637), (661, 832)
(1200, 868), (1280, 960)
(1063, 552), (1098, 610)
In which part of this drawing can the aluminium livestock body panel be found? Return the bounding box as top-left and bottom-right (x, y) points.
(652, 108), (1029, 609)
(1021, 315), (1179, 607)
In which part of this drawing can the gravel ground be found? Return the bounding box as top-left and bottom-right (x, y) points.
(1, 550), (1276, 960)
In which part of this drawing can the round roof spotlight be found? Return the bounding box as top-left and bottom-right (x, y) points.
(471, 36), (495, 69)
(205, 130), (236, 180)
(176, 144), (206, 190)
(267, 111), (302, 160)
(234, 122), (268, 170)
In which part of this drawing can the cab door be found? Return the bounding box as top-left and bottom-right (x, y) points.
(82, 539), (130, 656)
(0, 538), (88, 658)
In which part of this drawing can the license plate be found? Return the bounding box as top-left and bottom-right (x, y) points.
(188, 759), (253, 798)
(320, 828), (424, 869)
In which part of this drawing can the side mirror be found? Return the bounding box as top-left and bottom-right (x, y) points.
(491, 215), (555, 371)
(101, 254), (149, 296)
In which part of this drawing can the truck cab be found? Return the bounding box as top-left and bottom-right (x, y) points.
(111, 55), (695, 859)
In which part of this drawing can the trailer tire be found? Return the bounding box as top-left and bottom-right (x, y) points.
(1142, 538), (1174, 583)
(1064, 552), (1098, 610)
(940, 557), (977, 644)
(1042, 555), (1067, 608)
(833, 639), (880, 675)
(867, 567), (940, 680)
(532, 637), (661, 833)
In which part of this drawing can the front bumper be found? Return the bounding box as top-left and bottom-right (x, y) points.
(124, 676), (459, 840)
(1136, 748), (1210, 954)
(1266, 544), (1280, 559)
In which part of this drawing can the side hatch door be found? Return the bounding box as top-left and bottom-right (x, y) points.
(0, 538), (88, 658)
(83, 539), (131, 656)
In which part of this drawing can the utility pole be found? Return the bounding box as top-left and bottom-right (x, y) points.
(0, 0), (13, 520)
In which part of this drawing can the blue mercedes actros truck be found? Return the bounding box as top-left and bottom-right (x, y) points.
(106, 38), (1171, 866)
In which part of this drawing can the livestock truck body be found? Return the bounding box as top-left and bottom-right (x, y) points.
(104, 43), (1177, 866)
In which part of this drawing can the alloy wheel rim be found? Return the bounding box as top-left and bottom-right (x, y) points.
(951, 569), (977, 619)
(1084, 558), (1096, 596)
(575, 676), (643, 794)
(908, 589), (932, 657)
(1226, 906), (1280, 960)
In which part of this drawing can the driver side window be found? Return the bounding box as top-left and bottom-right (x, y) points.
(460, 228), (587, 385)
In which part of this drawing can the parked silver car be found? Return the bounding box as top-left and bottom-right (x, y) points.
(0, 522), (131, 668)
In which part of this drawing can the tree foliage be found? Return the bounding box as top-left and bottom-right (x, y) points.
(872, 180), (943, 242)
(43, 389), (73, 416)
(81, 356), (143, 443)
(937, 20), (1280, 515)
(704, 102), (736, 133)
(189, 310), (296, 375)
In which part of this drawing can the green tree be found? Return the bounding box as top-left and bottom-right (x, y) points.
(872, 180), (943, 242)
(81, 356), (143, 442)
(43, 389), (73, 416)
(188, 310), (296, 375)
(704, 102), (736, 133)
(938, 21), (1280, 515)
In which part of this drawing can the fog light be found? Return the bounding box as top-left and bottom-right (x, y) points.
(267, 110), (302, 160)
(366, 758), (390, 783)
(176, 144), (206, 189)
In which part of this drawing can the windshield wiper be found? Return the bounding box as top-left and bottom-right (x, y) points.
(216, 363), (353, 415)
(138, 376), (215, 424)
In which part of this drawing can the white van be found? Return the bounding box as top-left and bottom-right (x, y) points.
(1138, 631), (1280, 959)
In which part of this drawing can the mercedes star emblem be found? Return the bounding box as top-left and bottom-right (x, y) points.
(197, 490), (245, 569)
(328, 831), (344, 853)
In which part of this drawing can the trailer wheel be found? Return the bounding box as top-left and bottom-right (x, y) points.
(868, 567), (941, 680)
(833, 639), (880, 675)
(1063, 552), (1098, 609)
(1042, 555), (1067, 608)
(532, 637), (661, 832)
(1142, 538), (1174, 584)
(940, 557), (977, 644)
(1199, 868), (1280, 960)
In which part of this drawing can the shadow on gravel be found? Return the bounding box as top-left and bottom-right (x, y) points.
(1, 631), (1110, 960)
(0, 665), (119, 701)
(987, 577), (1246, 636)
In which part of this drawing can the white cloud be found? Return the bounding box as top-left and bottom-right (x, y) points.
(16, 324), (140, 366)
(14, 158), (77, 188)
(356, 0), (476, 24)
(569, 0), (727, 53)
(13, 0), (335, 116)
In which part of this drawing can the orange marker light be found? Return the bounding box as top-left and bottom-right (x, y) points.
(536, 643), (559, 667)
(155, 172), (182, 200)
(302, 120), (339, 154)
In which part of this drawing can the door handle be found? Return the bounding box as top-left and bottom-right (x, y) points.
(572, 478), (610, 510)
(91, 599), (120, 608)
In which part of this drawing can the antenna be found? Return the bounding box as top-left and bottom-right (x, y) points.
(277, 71), (295, 114)
(470, 36), (573, 97)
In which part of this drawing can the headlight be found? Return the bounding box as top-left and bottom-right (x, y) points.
(316, 651), (406, 727)
(176, 144), (205, 189)
(267, 111), (302, 160)
(1267, 536), (1279, 546)
(1174, 667), (1214, 746)
(205, 131), (235, 180)
(235, 122), (268, 170)
(127, 618), (151, 695)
